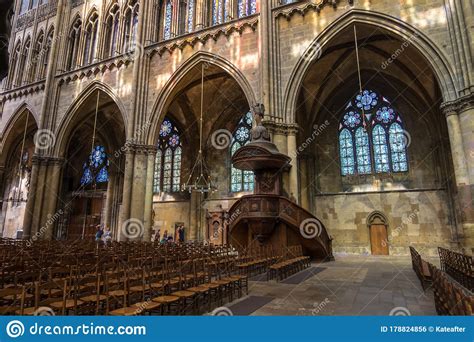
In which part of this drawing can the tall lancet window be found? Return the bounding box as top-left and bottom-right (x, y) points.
(163, 0), (173, 40)
(123, 0), (139, 52)
(230, 111), (254, 192)
(66, 18), (82, 70)
(81, 146), (110, 187)
(104, 4), (120, 57)
(338, 89), (409, 176)
(238, 0), (257, 18)
(83, 12), (99, 65)
(154, 118), (182, 193)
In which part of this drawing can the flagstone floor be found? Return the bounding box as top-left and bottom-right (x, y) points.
(225, 255), (438, 316)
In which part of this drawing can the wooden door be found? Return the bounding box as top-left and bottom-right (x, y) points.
(370, 224), (389, 255)
(67, 197), (103, 240)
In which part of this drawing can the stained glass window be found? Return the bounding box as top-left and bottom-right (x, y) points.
(187, 0), (195, 32)
(154, 118), (182, 193)
(373, 125), (390, 173)
(238, 0), (257, 18)
(230, 112), (254, 192)
(338, 89), (409, 176)
(389, 123), (408, 172)
(164, 0), (172, 39)
(212, 0), (231, 25)
(80, 145), (109, 186)
(339, 129), (354, 176)
(355, 127), (371, 174)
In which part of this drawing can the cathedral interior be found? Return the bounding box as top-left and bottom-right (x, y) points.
(0, 0), (472, 316)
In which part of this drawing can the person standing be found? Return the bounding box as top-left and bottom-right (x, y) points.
(95, 225), (104, 242)
(179, 225), (185, 243)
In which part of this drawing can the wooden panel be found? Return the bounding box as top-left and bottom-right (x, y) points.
(370, 224), (389, 255)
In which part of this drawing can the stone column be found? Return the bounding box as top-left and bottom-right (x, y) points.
(31, 159), (48, 236)
(130, 146), (148, 225)
(287, 125), (299, 202)
(444, 106), (470, 185)
(41, 158), (63, 240)
(195, 0), (206, 30)
(22, 157), (39, 239)
(458, 101), (474, 183)
(443, 101), (474, 251)
(104, 171), (115, 230)
(119, 148), (134, 241)
(143, 147), (157, 242)
(299, 154), (310, 210)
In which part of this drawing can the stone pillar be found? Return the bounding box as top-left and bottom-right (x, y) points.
(104, 171), (115, 230)
(41, 158), (63, 240)
(287, 126), (299, 202)
(458, 102), (474, 183)
(445, 106), (470, 185)
(31, 159), (48, 236)
(195, 0), (206, 30)
(130, 147), (148, 223)
(119, 149), (134, 241)
(443, 100), (474, 251)
(299, 154), (310, 210)
(22, 157), (39, 239)
(143, 147), (157, 242)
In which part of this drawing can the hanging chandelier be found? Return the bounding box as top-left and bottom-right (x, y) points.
(181, 64), (217, 194)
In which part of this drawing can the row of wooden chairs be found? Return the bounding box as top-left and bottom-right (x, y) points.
(409, 246), (432, 291)
(428, 262), (474, 315)
(267, 246), (311, 281)
(438, 247), (473, 292)
(0, 240), (248, 316)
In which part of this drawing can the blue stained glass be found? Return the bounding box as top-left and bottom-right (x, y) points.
(213, 0), (223, 25)
(235, 127), (249, 142)
(90, 145), (106, 168)
(355, 127), (371, 174)
(356, 90), (378, 111)
(154, 117), (182, 193)
(339, 129), (355, 175)
(373, 125), (390, 173)
(187, 0), (194, 32)
(343, 111), (361, 128)
(164, 0), (172, 40)
(250, 0), (256, 14)
(160, 119), (172, 137)
(169, 134), (180, 147)
(231, 111), (254, 192)
(376, 106), (395, 124)
(80, 163), (93, 186)
(96, 166), (109, 183)
(238, 0), (245, 17)
(389, 123), (408, 172)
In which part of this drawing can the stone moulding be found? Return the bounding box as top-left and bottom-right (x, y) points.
(273, 0), (354, 20)
(147, 16), (259, 58)
(0, 81), (45, 101)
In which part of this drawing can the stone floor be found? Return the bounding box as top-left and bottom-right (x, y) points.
(225, 255), (438, 316)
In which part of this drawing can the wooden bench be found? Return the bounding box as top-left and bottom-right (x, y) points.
(438, 247), (474, 292)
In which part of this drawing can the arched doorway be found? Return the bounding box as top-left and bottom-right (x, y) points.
(0, 108), (38, 238)
(367, 211), (389, 255)
(55, 87), (126, 241)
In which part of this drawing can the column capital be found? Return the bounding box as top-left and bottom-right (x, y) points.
(125, 142), (157, 155)
(441, 92), (474, 116)
(264, 121), (299, 135)
(31, 155), (64, 166)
